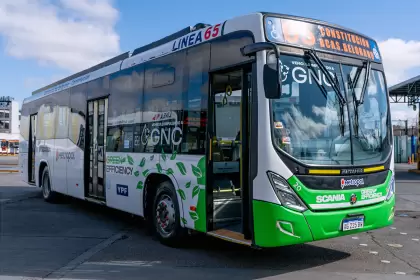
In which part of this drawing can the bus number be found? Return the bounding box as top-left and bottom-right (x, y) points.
(204, 24), (221, 40)
(282, 21), (316, 47)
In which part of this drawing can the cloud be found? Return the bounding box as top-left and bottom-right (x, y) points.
(379, 38), (420, 86)
(378, 38), (420, 120)
(24, 74), (68, 89)
(0, 0), (121, 72)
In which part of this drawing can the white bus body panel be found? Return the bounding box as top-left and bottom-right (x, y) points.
(66, 142), (85, 200)
(51, 139), (68, 194)
(19, 152), (28, 182)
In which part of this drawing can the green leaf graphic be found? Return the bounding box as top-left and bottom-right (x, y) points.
(189, 211), (198, 221)
(191, 164), (202, 178)
(139, 157), (146, 167)
(121, 157), (126, 163)
(170, 151), (177, 160)
(161, 149), (167, 161)
(142, 169), (150, 177)
(137, 181), (144, 189)
(192, 186), (200, 198)
(181, 217), (187, 225)
(156, 163), (162, 173)
(134, 171), (140, 177)
(127, 155), (134, 165)
(166, 168), (174, 175)
(176, 162), (187, 175)
(177, 189), (186, 200)
(185, 181), (191, 188)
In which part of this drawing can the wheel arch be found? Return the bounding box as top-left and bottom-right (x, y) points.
(143, 171), (184, 227)
(38, 160), (49, 188)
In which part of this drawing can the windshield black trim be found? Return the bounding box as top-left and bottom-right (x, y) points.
(276, 45), (385, 70)
(268, 54), (392, 173)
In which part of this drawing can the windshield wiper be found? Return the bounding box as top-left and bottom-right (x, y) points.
(304, 49), (346, 136)
(350, 60), (371, 137)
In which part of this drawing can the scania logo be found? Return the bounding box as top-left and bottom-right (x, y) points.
(350, 194), (357, 205)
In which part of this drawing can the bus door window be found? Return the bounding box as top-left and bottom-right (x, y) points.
(211, 71), (242, 196)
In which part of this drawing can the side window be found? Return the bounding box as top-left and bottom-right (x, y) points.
(107, 66), (144, 152)
(210, 32), (254, 70)
(142, 51), (186, 154)
(37, 103), (54, 140)
(69, 83), (87, 150)
(55, 90), (71, 139)
(180, 43), (210, 155)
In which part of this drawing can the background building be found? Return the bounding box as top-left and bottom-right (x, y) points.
(0, 96), (20, 154)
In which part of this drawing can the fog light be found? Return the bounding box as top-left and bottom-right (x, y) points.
(276, 221), (300, 238)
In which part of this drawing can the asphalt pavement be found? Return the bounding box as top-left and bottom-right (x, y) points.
(0, 164), (419, 280)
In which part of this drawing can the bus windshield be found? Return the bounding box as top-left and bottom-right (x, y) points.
(271, 54), (391, 166)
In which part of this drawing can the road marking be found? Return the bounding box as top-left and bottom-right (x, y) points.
(381, 260), (391, 264)
(387, 243), (403, 248)
(390, 227), (396, 230)
(412, 238), (419, 241)
(400, 232), (407, 235)
(359, 243), (368, 246)
(45, 228), (131, 279)
(352, 236), (359, 240)
(369, 251), (378, 255)
(395, 272), (406, 275)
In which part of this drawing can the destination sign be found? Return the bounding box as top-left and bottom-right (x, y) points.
(264, 17), (382, 63)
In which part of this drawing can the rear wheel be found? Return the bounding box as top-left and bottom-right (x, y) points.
(153, 180), (186, 246)
(41, 168), (56, 202)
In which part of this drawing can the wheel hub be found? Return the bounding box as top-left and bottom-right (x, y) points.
(156, 195), (175, 236)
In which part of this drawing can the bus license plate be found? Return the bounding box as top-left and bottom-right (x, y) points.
(342, 217), (364, 231)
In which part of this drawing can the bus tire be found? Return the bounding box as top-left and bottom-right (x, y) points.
(41, 167), (56, 203)
(152, 180), (186, 246)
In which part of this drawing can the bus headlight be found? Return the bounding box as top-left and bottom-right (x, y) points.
(267, 172), (307, 212)
(386, 175), (395, 201)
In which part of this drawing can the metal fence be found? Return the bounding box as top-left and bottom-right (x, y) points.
(394, 135), (417, 163)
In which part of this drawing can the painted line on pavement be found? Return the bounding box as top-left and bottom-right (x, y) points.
(45, 228), (132, 279)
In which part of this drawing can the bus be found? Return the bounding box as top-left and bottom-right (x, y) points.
(19, 12), (395, 248)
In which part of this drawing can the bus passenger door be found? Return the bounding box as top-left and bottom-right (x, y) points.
(28, 114), (37, 184)
(207, 66), (252, 244)
(86, 98), (108, 201)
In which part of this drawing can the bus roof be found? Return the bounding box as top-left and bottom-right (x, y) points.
(25, 12), (380, 105)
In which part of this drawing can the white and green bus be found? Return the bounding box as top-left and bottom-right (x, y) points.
(19, 12), (395, 248)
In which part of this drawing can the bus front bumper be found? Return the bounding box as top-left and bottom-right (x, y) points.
(252, 196), (395, 248)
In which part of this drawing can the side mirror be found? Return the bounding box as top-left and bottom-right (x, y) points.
(240, 42), (282, 99)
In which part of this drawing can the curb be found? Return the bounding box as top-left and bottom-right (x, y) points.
(408, 169), (420, 174)
(0, 170), (18, 173)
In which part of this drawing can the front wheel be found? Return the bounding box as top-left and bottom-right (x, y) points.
(153, 180), (186, 247)
(41, 168), (57, 202)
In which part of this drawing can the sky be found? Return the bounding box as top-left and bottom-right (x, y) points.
(0, 0), (419, 124)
